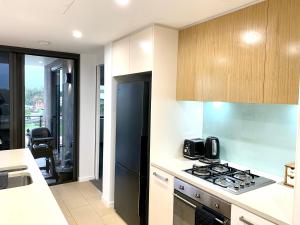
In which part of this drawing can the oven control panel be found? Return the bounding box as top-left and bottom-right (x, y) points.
(174, 178), (231, 219)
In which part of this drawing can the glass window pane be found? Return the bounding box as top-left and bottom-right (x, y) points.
(0, 52), (10, 150)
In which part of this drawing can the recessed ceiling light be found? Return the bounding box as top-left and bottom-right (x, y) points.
(72, 30), (82, 39)
(38, 40), (51, 46)
(115, 0), (130, 6)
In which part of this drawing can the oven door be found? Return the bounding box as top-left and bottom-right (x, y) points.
(173, 193), (195, 225)
(173, 192), (230, 225)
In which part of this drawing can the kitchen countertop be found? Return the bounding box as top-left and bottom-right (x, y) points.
(152, 158), (294, 225)
(0, 149), (68, 225)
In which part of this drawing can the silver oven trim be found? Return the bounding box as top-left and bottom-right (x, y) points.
(174, 178), (231, 219)
(174, 193), (196, 208)
(173, 193), (229, 225)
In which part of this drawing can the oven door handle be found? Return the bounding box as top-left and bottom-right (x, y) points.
(173, 193), (230, 225)
(174, 193), (196, 208)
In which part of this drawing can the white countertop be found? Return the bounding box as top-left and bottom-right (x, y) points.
(0, 149), (68, 225)
(152, 158), (294, 225)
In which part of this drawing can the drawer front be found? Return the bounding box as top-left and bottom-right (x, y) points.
(148, 166), (174, 225)
(287, 167), (295, 177)
(231, 205), (275, 225)
(286, 176), (295, 186)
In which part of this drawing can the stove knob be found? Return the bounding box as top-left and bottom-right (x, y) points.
(240, 184), (245, 188)
(179, 185), (185, 190)
(251, 180), (255, 184)
(245, 182), (250, 186)
(234, 185), (239, 190)
(194, 193), (200, 199)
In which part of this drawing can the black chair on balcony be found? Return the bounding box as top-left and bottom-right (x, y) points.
(28, 128), (58, 182)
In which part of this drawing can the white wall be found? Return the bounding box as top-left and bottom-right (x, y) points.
(79, 50), (104, 181)
(102, 44), (117, 207)
(150, 25), (203, 160)
(292, 88), (300, 224)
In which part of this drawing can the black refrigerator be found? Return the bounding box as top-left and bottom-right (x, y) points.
(115, 75), (151, 225)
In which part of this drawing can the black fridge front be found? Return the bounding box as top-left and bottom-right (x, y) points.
(115, 75), (151, 225)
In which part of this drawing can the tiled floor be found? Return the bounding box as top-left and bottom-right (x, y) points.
(50, 181), (127, 225)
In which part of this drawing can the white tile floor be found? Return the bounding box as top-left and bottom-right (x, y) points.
(50, 182), (127, 225)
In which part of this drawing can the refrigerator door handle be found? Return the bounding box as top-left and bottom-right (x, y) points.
(138, 134), (147, 218)
(138, 179), (140, 216)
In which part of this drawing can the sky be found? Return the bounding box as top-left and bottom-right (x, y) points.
(25, 65), (44, 89)
(0, 64), (44, 90)
(0, 64), (9, 90)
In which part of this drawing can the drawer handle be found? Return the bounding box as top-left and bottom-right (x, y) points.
(239, 216), (255, 225)
(153, 172), (168, 182)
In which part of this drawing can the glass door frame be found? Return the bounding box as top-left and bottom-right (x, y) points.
(0, 45), (80, 181)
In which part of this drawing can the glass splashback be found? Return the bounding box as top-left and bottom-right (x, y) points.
(203, 102), (298, 177)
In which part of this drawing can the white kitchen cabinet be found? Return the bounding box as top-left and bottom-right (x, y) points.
(231, 205), (275, 225)
(112, 27), (153, 77)
(129, 27), (153, 74)
(148, 166), (174, 225)
(112, 37), (130, 76)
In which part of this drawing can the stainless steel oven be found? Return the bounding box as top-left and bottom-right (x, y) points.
(173, 178), (231, 225)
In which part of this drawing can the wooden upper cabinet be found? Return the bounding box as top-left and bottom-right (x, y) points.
(177, 26), (197, 100)
(225, 2), (268, 103)
(264, 0), (300, 104)
(177, 1), (268, 103)
(194, 18), (229, 102)
(177, 0), (300, 104)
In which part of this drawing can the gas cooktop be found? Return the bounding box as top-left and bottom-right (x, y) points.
(185, 163), (275, 194)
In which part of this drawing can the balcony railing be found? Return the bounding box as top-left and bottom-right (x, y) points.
(25, 115), (45, 129)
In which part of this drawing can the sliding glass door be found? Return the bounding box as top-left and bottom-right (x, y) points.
(0, 45), (79, 183)
(0, 51), (24, 150)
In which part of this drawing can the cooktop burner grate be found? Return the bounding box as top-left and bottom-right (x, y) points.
(184, 163), (275, 194)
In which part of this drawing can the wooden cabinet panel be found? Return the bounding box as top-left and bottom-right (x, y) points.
(177, 26), (197, 100)
(177, 1), (268, 103)
(195, 14), (230, 101)
(148, 166), (174, 225)
(195, 2), (268, 103)
(130, 27), (153, 74)
(225, 2), (267, 103)
(231, 205), (275, 225)
(264, 0), (300, 104)
(112, 37), (130, 76)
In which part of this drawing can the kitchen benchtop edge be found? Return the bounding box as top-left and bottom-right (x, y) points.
(0, 149), (68, 225)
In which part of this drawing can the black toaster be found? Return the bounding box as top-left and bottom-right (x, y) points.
(183, 138), (205, 160)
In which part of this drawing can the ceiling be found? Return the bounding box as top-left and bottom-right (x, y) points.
(0, 0), (261, 54)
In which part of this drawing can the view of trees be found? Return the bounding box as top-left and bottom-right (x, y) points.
(25, 88), (43, 108)
(25, 88), (45, 130)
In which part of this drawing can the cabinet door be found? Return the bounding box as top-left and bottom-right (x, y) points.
(225, 2), (268, 103)
(112, 37), (130, 76)
(148, 166), (174, 225)
(264, 0), (300, 104)
(177, 1), (268, 103)
(195, 1), (268, 103)
(177, 26), (197, 100)
(231, 205), (275, 225)
(130, 27), (153, 74)
(194, 16), (229, 102)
